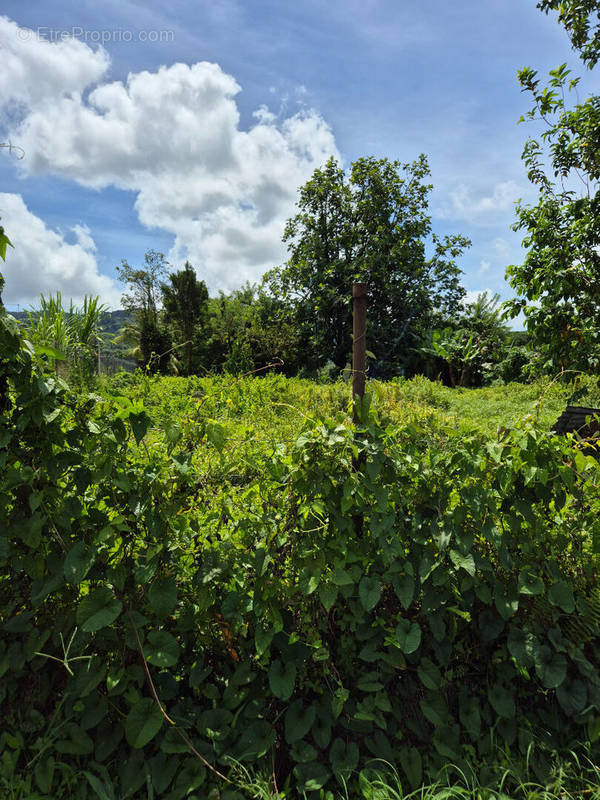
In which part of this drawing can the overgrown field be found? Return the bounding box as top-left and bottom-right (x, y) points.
(3, 312), (600, 800)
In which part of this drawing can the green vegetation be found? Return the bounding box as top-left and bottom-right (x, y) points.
(505, 3), (600, 373)
(264, 155), (469, 378)
(2, 303), (600, 799)
(3, 5), (600, 798)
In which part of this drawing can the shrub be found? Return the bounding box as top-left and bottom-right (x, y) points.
(2, 305), (600, 798)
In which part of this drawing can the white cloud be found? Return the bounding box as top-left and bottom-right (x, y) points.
(463, 288), (495, 306)
(72, 223), (97, 252)
(1, 21), (340, 292)
(478, 259), (490, 274)
(492, 236), (511, 261)
(0, 17), (109, 110)
(441, 180), (520, 222)
(0, 193), (120, 308)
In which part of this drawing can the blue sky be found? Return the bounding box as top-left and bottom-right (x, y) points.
(0, 1), (591, 310)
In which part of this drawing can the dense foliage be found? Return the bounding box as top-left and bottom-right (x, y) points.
(505, 0), (600, 376)
(264, 156), (469, 378)
(2, 299), (600, 798)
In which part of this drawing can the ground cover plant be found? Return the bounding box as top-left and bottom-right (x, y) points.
(2, 303), (600, 799)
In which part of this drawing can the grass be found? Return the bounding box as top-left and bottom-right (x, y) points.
(228, 752), (600, 799)
(101, 370), (600, 443)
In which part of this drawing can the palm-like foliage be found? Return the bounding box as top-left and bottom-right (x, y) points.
(25, 292), (107, 383)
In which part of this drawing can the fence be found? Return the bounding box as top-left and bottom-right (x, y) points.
(98, 352), (137, 375)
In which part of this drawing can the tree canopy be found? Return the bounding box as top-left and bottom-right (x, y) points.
(264, 155), (469, 378)
(505, 23), (600, 374)
(161, 262), (208, 375)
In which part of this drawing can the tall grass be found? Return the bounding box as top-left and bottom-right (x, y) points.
(228, 752), (600, 800)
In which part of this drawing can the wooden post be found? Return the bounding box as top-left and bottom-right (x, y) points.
(352, 283), (367, 423)
(352, 282), (367, 539)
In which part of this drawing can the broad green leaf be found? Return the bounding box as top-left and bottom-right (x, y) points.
(268, 659), (296, 700)
(588, 716), (600, 743)
(534, 645), (567, 689)
(254, 625), (275, 656)
(459, 694), (481, 740)
(293, 762), (331, 793)
(494, 582), (519, 620)
(330, 738), (359, 781)
(285, 700), (316, 744)
(557, 678), (587, 715)
(393, 573), (414, 609)
(291, 740), (318, 763)
(235, 721), (275, 761)
(420, 693), (448, 727)
(548, 581), (575, 613)
(417, 657), (441, 690)
(83, 770), (115, 800)
(125, 698), (163, 748)
(34, 344), (67, 361)
(35, 758), (56, 795)
(148, 577), (177, 618)
(356, 671), (383, 692)
(144, 631), (180, 667)
(319, 583), (338, 611)
(359, 576), (382, 611)
(449, 549), (475, 576)
(205, 419), (226, 451)
(64, 541), (96, 585)
(76, 588), (122, 633)
(433, 723), (461, 760)
(518, 570), (544, 596)
(0, 229), (14, 260)
(399, 745), (422, 790)
(171, 758), (206, 796)
(488, 684), (515, 719)
(507, 626), (538, 667)
(200, 708), (233, 740)
(395, 619), (421, 654)
(149, 753), (178, 795)
(331, 568), (354, 586)
(130, 411), (151, 445)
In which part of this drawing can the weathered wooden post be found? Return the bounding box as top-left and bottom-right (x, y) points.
(352, 282), (367, 538)
(352, 282), (367, 423)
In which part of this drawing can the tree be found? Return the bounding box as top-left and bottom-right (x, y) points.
(161, 262), (208, 375)
(201, 284), (299, 374)
(419, 293), (521, 387)
(116, 249), (168, 325)
(116, 249), (172, 373)
(264, 155), (469, 377)
(536, 0), (600, 67)
(504, 55), (600, 373)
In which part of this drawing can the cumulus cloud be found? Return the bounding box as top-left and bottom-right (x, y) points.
(0, 193), (120, 308)
(1, 19), (340, 291)
(0, 17), (109, 110)
(440, 180), (520, 222)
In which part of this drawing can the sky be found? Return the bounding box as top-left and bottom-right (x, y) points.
(0, 1), (594, 311)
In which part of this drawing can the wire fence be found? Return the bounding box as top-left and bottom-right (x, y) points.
(98, 352), (137, 375)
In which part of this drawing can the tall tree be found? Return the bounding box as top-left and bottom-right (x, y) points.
(116, 249), (172, 373)
(264, 155), (469, 377)
(505, 4), (600, 374)
(161, 262), (208, 375)
(116, 249), (168, 326)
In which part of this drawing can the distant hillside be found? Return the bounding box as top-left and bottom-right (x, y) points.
(7, 309), (133, 358)
(8, 308), (130, 331)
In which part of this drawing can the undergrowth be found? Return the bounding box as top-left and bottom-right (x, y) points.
(2, 310), (600, 799)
